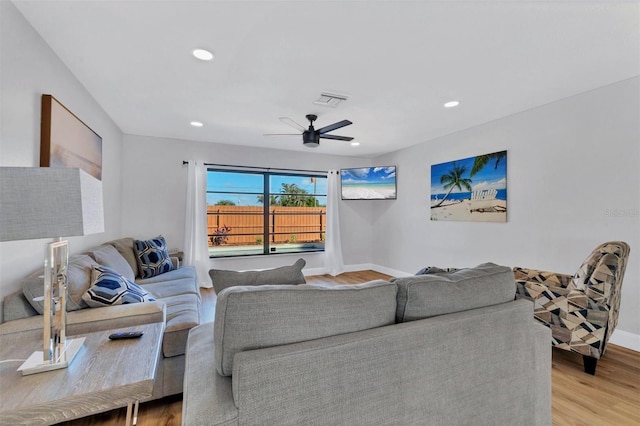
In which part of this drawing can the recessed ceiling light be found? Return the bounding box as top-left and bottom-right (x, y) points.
(192, 48), (214, 61)
(350, 141), (360, 146)
(190, 121), (203, 127)
(444, 101), (460, 108)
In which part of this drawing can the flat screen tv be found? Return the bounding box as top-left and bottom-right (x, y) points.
(340, 166), (397, 200)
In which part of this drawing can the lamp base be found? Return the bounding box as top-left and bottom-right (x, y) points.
(17, 337), (85, 375)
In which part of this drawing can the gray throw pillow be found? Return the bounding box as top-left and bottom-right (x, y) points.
(208, 258), (306, 294)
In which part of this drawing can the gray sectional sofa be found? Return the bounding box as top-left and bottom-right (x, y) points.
(0, 237), (201, 400)
(183, 263), (551, 426)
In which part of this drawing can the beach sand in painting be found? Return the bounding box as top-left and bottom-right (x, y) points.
(431, 199), (507, 222)
(342, 186), (396, 199)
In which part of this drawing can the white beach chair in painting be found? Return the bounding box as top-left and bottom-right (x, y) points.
(469, 189), (499, 213)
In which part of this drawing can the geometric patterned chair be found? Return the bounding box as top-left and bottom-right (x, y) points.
(514, 241), (630, 375)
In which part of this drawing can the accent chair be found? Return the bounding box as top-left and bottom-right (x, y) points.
(514, 241), (630, 375)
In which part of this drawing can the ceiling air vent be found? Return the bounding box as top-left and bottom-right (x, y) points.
(313, 92), (349, 108)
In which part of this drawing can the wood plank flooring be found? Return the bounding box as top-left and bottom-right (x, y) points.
(60, 271), (639, 426)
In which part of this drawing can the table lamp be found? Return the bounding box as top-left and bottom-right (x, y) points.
(0, 167), (104, 374)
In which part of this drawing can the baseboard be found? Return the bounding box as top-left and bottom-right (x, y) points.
(369, 264), (412, 278)
(609, 329), (640, 352)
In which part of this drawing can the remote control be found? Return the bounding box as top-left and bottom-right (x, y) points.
(108, 331), (144, 340)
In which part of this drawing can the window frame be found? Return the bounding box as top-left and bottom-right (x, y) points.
(206, 168), (327, 258)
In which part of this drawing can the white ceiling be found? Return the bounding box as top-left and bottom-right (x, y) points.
(13, 0), (640, 158)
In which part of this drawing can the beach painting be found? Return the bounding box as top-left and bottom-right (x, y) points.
(341, 166), (397, 200)
(430, 150), (507, 222)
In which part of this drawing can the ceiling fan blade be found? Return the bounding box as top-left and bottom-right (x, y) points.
(317, 120), (352, 134)
(319, 134), (354, 141)
(279, 117), (306, 132)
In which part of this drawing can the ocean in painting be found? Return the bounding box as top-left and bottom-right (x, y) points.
(431, 188), (507, 202)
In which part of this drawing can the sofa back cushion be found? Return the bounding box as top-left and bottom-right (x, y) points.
(87, 244), (136, 281)
(393, 262), (515, 322)
(214, 279), (397, 376)
(209, 258), (306, 294)
(105, 237), (139, 278)
(22, 254), (98, 313)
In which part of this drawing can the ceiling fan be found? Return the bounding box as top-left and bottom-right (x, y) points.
(265, 114), (353, 148)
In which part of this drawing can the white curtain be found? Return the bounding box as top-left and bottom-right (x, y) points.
(324, 170), (344, 276)
(184, 161), (212, 288)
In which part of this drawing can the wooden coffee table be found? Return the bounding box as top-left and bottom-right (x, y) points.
(0, 321), (164, 425)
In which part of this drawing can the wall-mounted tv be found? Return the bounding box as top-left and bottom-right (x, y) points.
(340, 166), (397, 200)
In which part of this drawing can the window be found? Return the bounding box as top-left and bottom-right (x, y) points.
(206, 169), (327, 257)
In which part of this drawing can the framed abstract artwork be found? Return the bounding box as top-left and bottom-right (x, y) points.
(430, 150), (507, 222)
(40, 94), (103, 180)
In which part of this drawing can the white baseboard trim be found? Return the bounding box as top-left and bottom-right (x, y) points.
(369, 264), (412, 278)
(609, 329), (640, 352)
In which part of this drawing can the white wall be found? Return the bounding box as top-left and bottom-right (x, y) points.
(0, 2), (124, 314)
(372, 77), (640, 339)
(121, 134), (376, 272)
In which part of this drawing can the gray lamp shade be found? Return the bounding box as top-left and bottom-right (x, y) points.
(0, 167), (104, 241)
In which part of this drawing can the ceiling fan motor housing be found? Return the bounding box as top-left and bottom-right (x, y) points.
(303, 130), (320, 147)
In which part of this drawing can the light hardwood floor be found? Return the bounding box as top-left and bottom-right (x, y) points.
(61, 271), (640, 426)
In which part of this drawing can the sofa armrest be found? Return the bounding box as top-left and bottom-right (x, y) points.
(66, 301), (166, 335)
(0, 301), (166, 336)
(513, 267), (573, 288)
(183, 322), (238, 426)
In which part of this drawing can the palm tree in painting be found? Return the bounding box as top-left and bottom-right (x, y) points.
(470, 151), (506, 177)
(432, 162), (473, 208)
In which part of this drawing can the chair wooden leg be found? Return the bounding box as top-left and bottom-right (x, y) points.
(583, 355), (598, 375)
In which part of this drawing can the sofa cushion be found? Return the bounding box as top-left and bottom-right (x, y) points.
(105, 237), (139, 278)
(162, 292), (202, 357)
(214, 279), (397, 376)
(87, 244), (136, 281)
(134, 236), (174, 278)
(136, 265), (197, 286)
(140, 276), (200, 300)
(22, 254), (98, 313)
(393, 262), (516, 322)
(209, 258), (306, 294)
(82, 265), (156, 308)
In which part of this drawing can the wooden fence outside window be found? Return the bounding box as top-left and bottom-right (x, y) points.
(207, 205), (326, 246)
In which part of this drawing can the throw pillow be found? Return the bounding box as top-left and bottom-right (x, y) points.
(133, 236), (174, 278)
(82, 265), (156, 307)
(208, 258), (306, 294)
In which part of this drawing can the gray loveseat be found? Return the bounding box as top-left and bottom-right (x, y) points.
(182, 263), (551, 426)
(0, 237), (201, 400)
